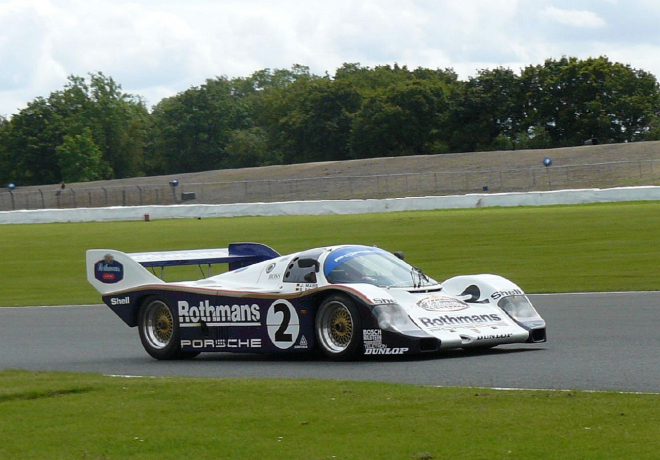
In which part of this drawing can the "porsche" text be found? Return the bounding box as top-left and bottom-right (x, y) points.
(181, 339), (261, 349)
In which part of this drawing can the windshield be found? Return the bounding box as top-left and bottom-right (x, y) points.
(324, 246), (438, 288)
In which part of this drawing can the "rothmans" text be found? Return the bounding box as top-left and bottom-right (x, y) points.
(178, 300), (260, 324)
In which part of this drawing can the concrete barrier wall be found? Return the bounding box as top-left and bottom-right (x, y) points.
(2, 186), (660, 225)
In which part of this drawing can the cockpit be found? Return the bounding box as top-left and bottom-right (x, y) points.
(323, 246), (438, 288)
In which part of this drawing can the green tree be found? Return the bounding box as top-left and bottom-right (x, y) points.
(445, 68), (524, 152)
(334, 63), (411, 94)
(47, 73), (149, 178)
(223, 127), (280, 168)
(264, 78), (362, 164)
(86, 73), (149, 178)
(0, 97), (63, 185)
(56, 128), (110, 182)
(520, 56), (660, 147)
(514, 125), (553, 150)
(4, 58), (660, 186)
(237, 64), (313, 94)
(643, 116), (660, 141)
(252, 68), (318, 165)
(0, 73), (148, 185)
(147, 76), (254, 174)
(350, 80), (448, 158)
(0, 116), (11, 185)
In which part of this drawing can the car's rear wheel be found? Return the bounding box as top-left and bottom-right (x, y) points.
(138, 296), (198, 360)
(315, 294), (362, 361)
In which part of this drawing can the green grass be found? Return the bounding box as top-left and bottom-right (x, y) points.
(0, 370), (658, 460)
(2, 201), (660, 306)
(2, 204), (659, 459)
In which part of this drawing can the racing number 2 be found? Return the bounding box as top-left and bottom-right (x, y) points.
(266, 300), (300, 349)
(274, 304), (292, 342)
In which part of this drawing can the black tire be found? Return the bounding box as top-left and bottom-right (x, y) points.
(138, 296), (198, 360)
(315, 294), (363, 361)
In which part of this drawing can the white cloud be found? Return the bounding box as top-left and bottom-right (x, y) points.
(607, 43), (660, 75)
(538, 6), (607, 28)
(0, 0), (66, 91)
(1, 0), (660, 117)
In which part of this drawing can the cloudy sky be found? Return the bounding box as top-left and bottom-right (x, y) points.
(1, 0), (659, 117)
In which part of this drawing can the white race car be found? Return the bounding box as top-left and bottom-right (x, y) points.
(86, 243), (546, 361)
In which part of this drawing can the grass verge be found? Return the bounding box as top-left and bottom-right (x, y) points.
(2, 201), (660, 306)
(0, 370), (658, 460)
(2, 203), (658, 459)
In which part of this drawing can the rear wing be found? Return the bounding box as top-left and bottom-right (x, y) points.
(128, 243), (280, 270)
(86, 243), (280, 295)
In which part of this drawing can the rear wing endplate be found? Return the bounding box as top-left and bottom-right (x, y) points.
(86, 243), (280, 295)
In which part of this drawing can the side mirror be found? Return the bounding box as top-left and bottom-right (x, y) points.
(393, 251), (405, 261)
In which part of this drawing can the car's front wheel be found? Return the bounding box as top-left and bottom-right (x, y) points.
(315, 294), (362, 361)
(138, 296), (198, 360)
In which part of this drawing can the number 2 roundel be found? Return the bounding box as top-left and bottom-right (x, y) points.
(266, 300), (300, 349)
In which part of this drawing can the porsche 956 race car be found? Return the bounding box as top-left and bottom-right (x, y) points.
(86, 243), (546, 361)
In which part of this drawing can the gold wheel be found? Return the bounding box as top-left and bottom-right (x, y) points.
(316, 295), (362, 360)
(142, 299), (175, 350)
(152, 305), (173, 344)
(329, 308), (353, 346)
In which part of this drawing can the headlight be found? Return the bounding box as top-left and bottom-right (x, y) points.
(498, 295), (542, 322)
(372, 304), (418, 332)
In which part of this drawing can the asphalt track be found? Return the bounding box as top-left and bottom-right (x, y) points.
(1, 292), (659, 393)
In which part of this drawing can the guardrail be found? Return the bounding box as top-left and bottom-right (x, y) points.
(3, 186), (660, 225)
(2, 159), (660, 212)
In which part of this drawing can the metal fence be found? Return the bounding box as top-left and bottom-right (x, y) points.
(2, 159), (660, 212)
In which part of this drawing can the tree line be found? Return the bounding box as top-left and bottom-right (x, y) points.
(1, 56), (660, 186)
